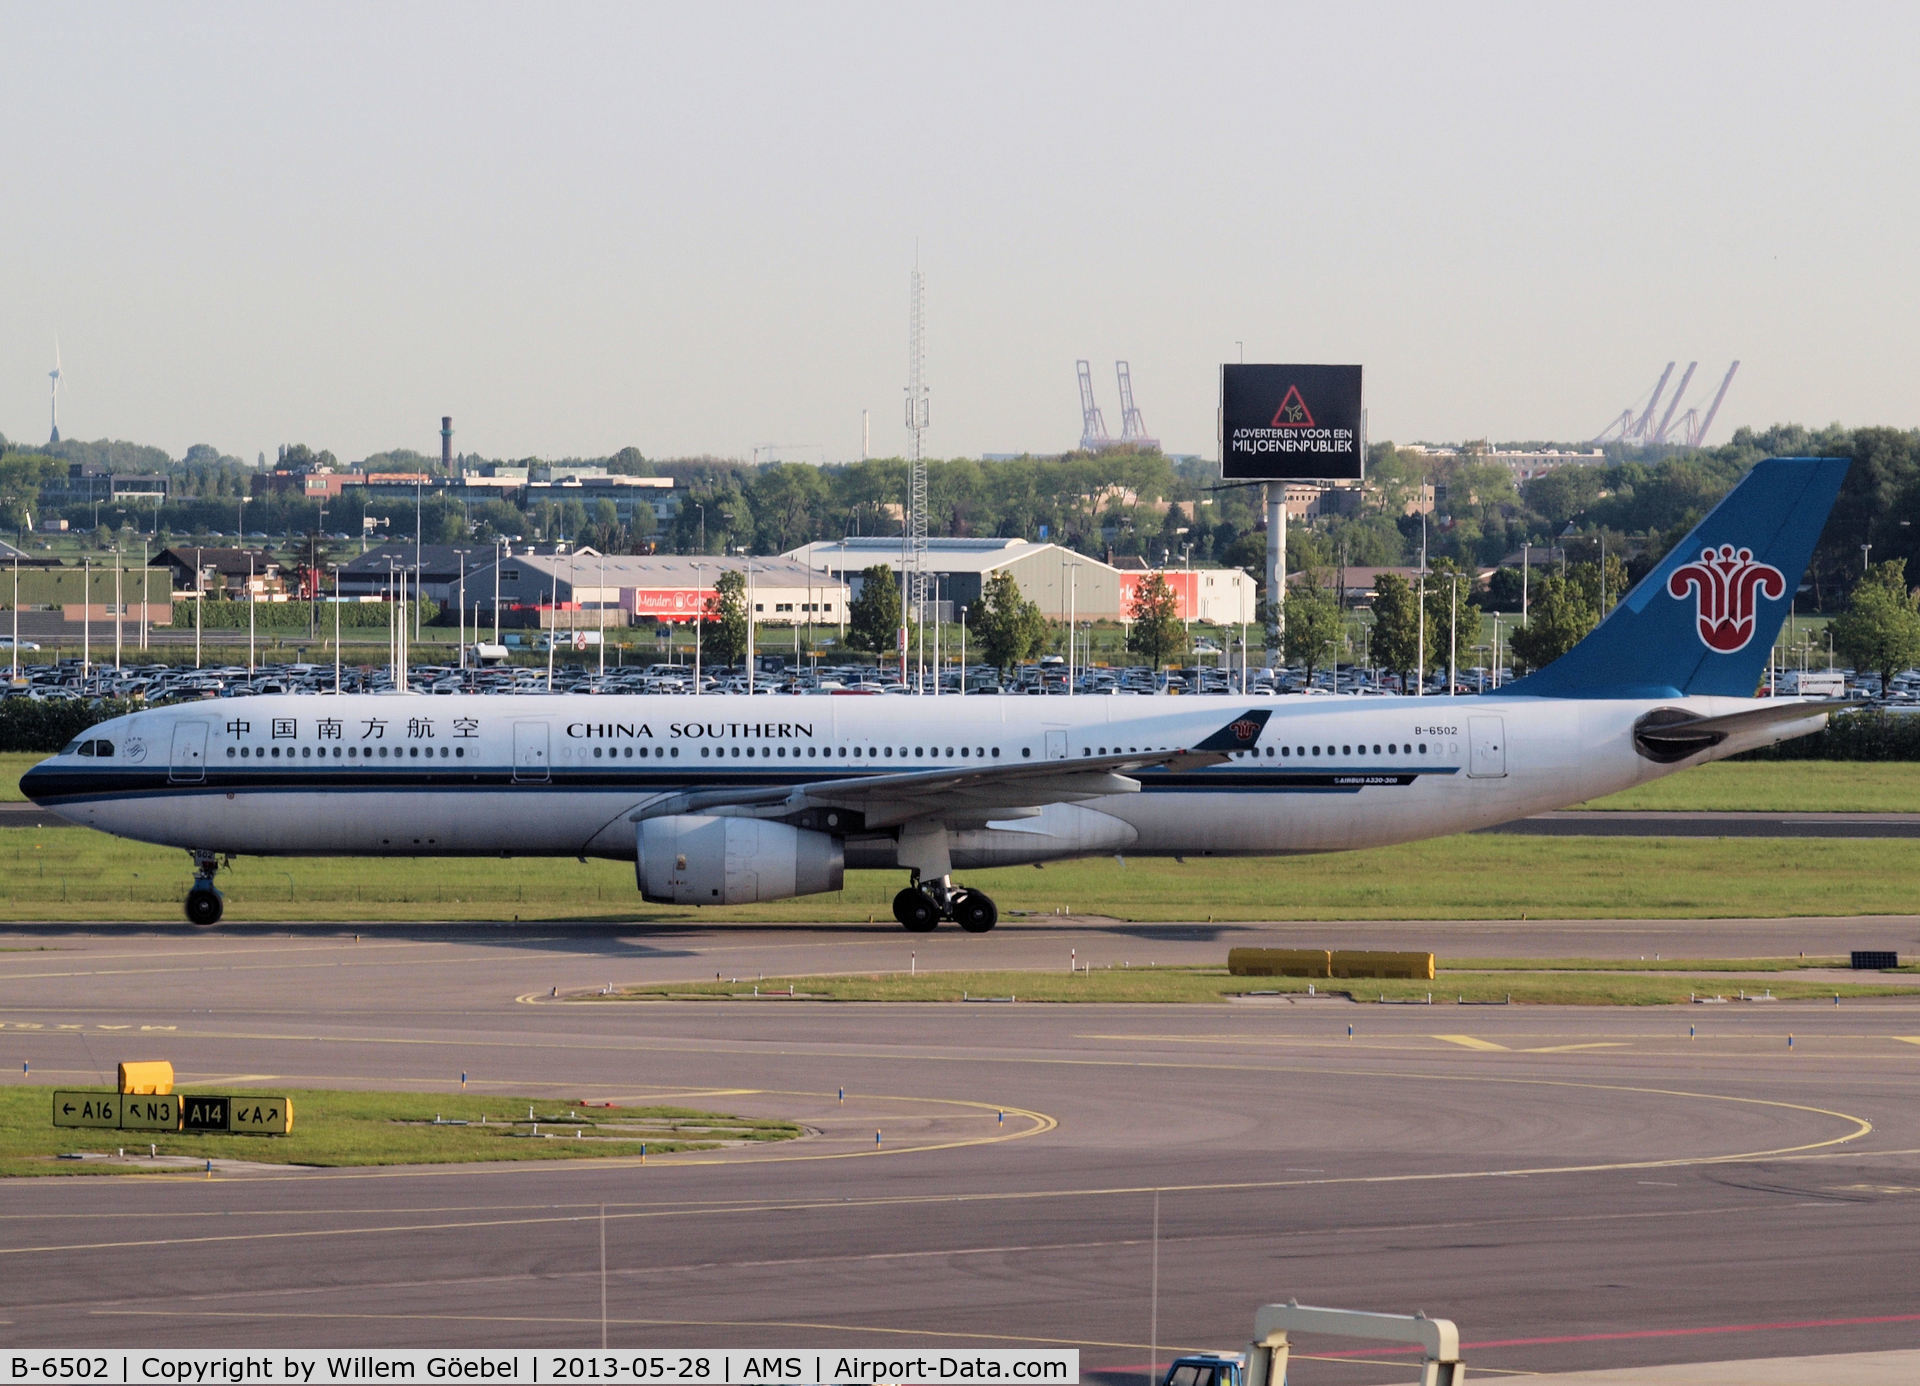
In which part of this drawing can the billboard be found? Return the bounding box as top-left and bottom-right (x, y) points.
(1220, 364), (1364, 481)
(1117, 570), (1198, 622)
(622, 587), (713, 624)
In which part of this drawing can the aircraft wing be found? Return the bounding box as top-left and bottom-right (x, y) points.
(630, 708), (1272, 831)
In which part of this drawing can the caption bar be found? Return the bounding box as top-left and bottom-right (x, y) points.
(5, 1351), (1079, 1386)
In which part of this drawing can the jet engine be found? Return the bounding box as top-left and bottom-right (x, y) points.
(636, 814), (844, 905)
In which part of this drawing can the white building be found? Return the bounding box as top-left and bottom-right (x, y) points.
(784, 536), (1256, 625)
(465, 551), (846, 627)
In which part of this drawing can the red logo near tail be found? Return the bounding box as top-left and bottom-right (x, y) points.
(1666, 544), (1786, 653)
(1231, 719), (1259, 741)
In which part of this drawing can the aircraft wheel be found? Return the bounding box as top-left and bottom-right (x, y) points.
(893, 888), (940, 932)
(954, 891), (998, 933)
(184, 886), (224, 927)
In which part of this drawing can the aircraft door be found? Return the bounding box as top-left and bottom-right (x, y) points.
(1468, 715), (1507, 779)
(168, 721), (208, 784)
(1045, 730), (1067, 760)
(513, 720), (551, 783)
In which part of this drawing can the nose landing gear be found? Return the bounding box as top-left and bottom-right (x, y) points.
(891, 874), (999, 933)
(184, 850), (226, 927)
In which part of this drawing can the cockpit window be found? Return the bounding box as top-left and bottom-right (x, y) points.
(91, 740), (114, 758)
(61, 738), (85, 755)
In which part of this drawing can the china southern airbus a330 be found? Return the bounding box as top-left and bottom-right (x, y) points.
(23, 457), (1847, 931)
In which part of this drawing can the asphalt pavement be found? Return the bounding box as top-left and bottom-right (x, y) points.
(1, 920), (1919, 1383)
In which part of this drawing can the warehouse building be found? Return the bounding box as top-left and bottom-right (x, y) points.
(463, 551), (847, 628)
(783, 536), (1254, 624)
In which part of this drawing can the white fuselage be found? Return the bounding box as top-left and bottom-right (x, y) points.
(29, 692), (1807, 872)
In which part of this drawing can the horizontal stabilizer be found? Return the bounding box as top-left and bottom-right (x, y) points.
(1633, 699), (1835, 762)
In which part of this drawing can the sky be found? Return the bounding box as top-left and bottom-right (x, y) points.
(3, 3), (1918, 465)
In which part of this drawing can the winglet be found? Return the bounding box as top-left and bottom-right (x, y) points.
(1192, 709), (1272, 752)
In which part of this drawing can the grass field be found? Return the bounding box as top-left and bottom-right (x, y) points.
(610, 963), (1915, 1007)
(3, 825), (1918, 923)
(2, 752), (37, 801)
(1582, 761), (1920, 812)
(2, 1088), (800, 1177)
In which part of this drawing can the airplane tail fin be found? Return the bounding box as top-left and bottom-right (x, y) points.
(1494, 456), (1848, 699)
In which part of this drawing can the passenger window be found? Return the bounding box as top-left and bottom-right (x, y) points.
(1419, 742), (1428, 753)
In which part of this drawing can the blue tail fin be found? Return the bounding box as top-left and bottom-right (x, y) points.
(1494, 456), (1848, 699)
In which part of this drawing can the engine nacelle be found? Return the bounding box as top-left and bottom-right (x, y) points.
(636, 814), (844, 905)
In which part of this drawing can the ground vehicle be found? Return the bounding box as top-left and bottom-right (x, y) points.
(1161, 1354), (1246, 1386)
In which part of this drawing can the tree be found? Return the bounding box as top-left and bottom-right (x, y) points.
(972, 570), (1048, 672)
(1832, 559), (1920, 689)
(1125, 571), (1186, 670)
(1369, 573), (1424, 688)
(1508, 571), (1598, 672)
(845, 563), (904, 659)
(1282, 573), (1345, 682)
(701, 569), (750, 667)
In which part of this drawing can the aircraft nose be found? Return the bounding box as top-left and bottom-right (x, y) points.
(19, 760), (57, 805)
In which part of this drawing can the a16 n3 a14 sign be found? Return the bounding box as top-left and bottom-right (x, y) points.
(1221, 364), (1364, 481)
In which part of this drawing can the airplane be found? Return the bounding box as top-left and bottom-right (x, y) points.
(21, 456), (1848, 932)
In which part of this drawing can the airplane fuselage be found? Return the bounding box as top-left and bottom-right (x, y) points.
(25, 690), (1806, 870)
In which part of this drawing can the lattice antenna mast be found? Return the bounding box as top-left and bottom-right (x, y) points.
(903, 265), (931, 683)
(48, 340), (63, 445)
(1076, 360), (1111, 451)
(1115, 360), (1159, 450)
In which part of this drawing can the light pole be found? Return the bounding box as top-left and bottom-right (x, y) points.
(333, 563), (342, 694)
(457, 553), (468, 671)
(1181, 542), (1193, 633)
(193, 547), (203, 670)
(112, 547), (122, 671)
(492, 536), (503, 646)
(959, 604), (968, 693)
(414, 473), (424, 642)
(9, 553), (18, 683)
(693, 561), (705, 690)
(82, 556), (90, 680)
(1862, 542), (1873, 573)
(1066, 562), (1079, 697)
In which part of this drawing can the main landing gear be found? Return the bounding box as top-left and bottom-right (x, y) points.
(184, 850), (225, 927)
(892, 874), (999, 933)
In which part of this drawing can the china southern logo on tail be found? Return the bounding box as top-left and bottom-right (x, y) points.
(1666, 544), (1787, 653)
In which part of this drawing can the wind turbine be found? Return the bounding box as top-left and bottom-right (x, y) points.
(48, 340), (63, 445)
